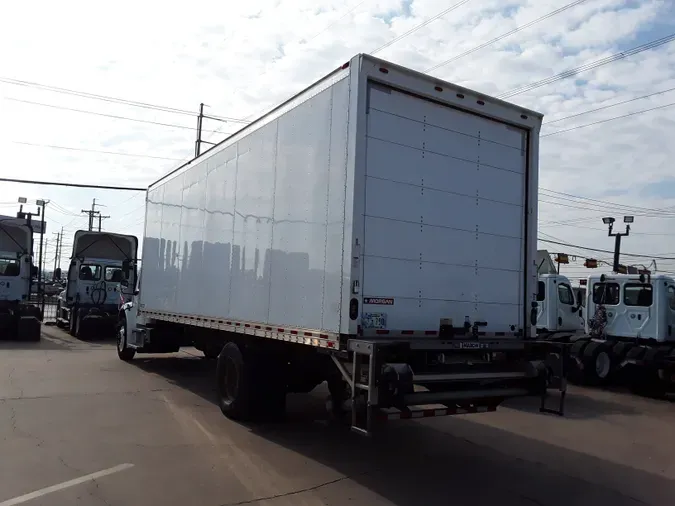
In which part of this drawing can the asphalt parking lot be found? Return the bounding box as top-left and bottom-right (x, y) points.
(1, 327), (674, 506)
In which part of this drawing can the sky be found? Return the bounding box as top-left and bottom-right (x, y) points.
(0, 0), (674, 280)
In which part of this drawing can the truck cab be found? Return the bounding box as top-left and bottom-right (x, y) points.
(536, 274), (584, 335)
(0, 220), (41, 340)
(56, 230), (138, 339)
(563, 273), (675, 391)
(585, 273), (675, 342)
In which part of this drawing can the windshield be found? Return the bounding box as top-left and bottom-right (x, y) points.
(0, 257), (20, 277)
(79, 264), (101, 281)
(104, 265), (124, 282)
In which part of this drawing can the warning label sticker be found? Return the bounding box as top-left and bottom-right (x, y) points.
(364, 297), (394, 305)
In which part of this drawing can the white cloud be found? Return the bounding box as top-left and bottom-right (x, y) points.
(1, 0), (674, 276)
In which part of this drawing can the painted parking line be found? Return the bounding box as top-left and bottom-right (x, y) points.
(0, 463), (134, 506)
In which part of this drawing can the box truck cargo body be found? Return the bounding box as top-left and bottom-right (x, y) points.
(119, 54), (564, 434)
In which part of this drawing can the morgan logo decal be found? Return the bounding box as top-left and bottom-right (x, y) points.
(364, 297), (394, 305)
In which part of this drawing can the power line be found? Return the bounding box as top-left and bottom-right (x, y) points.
(540, 220), (675, 237)
(302, 0), (370, 44)
(543, 85), (675, 125)
(4, 97), (227, 134)
(425, 0), (589, 73)
(0, 76), (249, 124)
(539, 197), (675, 218)
(0, 177), (146, 191)
(541, 99), (675, 137)
(540, 188), (675, 216)
(538, 238), (675, 261)
(225, 1), (377, 125)
(497, 32), (675, 99)
(371, 0), (471, 55)
(11, 141), (184, 161)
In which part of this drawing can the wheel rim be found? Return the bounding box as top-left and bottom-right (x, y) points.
(223, 356), (239, 402)
(595, 351), (611, 379)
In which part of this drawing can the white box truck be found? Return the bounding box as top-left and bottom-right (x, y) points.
(118, 54), (565, 434)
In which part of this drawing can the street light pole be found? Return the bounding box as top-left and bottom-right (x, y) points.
(36, 199), (47, 289)
(602, 216), (634, 273)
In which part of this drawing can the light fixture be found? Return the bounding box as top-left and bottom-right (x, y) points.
(602, 217), (615, 225)
(623, 216), (634, 223)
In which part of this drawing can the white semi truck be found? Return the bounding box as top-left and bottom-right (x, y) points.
(566, 272), (675, 394)
(117, 53), (566, 434)
(56, 230), (138, 339)
(0, 219), (41, 341)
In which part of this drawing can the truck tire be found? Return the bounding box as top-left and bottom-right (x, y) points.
(116, 317), (136, 361)
(18, 317), (41, 342)
(581, 341), (613, 384)
(629, 347), (670, 398)
(69, 308), (78, 336)
(216, 342), (286, 422)
(567, 338), (589, 384)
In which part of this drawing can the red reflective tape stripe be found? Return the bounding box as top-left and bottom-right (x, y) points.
(425, 330), (438, 335)
(254, 325), (261, 329)
(235, 323), (241, 326)
(319, 334), (328, 338)
(376, 330), (390, 335)
(244, 324), (250, 328)
(399, 411), (412, 419)
(423, 409), (436, 417)
(304, 332), (313, 337)
(277, 328), (285, 333)
(266, 326), (273, 331)
(290, 330), (298, 335)
(401, 330), (414, 335)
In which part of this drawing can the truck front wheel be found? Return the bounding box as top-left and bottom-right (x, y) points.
(216, 342), (286, 422)
(116, 316), (136, 361)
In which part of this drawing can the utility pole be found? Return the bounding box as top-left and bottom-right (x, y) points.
(97, 214), (110, 232)
(195, 102), (204, 158)
(602, 216), (634, 272)
(52, 230), (60, 277)
(82, 198), (103, 231)
(195, 102), (217, 158)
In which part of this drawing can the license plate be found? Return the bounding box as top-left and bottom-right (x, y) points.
(362, 312), (387, 329)
(458, 341), (489, 349)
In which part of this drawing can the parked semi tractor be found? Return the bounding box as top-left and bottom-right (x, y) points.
(56, 230), (138, 339)
(0, 219), (41, 340)
(536, 273), (584, 338)
(117, 53), (567, 435)
(565, 272), (675, 394)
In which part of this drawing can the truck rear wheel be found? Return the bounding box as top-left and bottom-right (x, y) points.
(116, 316), (136, 361)
(582, 341), (613, 384)
(216, 342), (286, 422)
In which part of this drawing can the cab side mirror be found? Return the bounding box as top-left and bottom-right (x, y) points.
(121, 259), (132, 278)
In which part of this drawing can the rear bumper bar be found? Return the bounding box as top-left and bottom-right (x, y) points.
(334, 337), (567, 435)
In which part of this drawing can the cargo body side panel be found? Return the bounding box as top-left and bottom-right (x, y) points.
(141, 71), (351, 334)
(353, 56), (540, 336)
